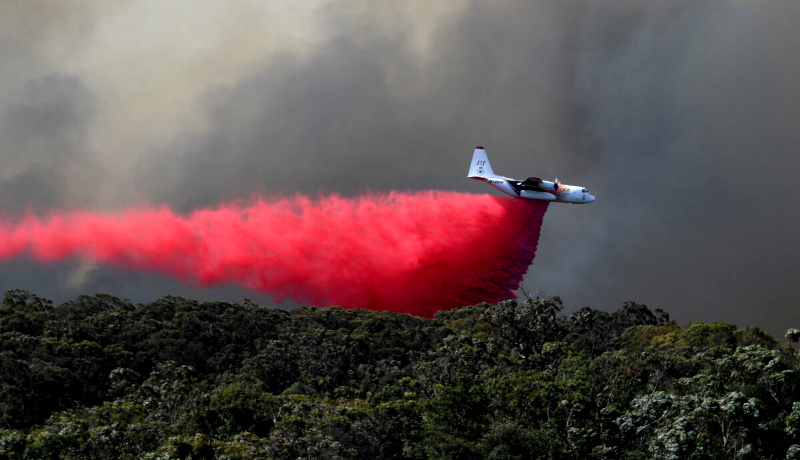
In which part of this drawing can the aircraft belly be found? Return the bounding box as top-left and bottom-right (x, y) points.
(521, 190), (556, 201)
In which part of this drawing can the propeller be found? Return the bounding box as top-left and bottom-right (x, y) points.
(553, 178), (559, 190)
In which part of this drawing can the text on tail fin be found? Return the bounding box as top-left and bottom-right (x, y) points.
(468, 146), (495, 178)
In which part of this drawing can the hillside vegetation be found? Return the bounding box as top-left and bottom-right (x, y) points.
(0, 289), (798, 459)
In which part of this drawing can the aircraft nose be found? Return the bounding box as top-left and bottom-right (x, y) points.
(588, 194), (596, 203)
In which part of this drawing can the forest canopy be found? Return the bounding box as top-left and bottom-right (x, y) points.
(0, 289), (798, 459)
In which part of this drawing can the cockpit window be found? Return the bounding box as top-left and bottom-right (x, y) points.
(581, 189), (588, 193)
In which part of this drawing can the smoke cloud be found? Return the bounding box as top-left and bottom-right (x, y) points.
(0, 192), (547, 317)
(1, 1), (799, 336)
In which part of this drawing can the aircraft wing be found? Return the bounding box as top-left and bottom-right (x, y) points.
(519, 176), (549, 191)
(521, 177), (542, 187)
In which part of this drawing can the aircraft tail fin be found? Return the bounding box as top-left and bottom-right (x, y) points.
(467, 146), (496, 178)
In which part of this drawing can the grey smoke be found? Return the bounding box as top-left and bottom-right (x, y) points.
(0, 0), (798, 338)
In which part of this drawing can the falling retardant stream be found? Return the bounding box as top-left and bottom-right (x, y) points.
(0, 191), (548, 317)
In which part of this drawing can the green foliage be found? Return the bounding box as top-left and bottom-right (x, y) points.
(482, 297), (567, 366)
(191, 379), (279, 437)
(0, 290), (796, 459)
(787, 328), (800, 343)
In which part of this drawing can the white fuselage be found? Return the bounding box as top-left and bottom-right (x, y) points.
(467, 146), (596, 204)
(481, 176), (594, 203)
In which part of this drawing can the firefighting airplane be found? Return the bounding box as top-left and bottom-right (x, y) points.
(467, 146), (596, 204)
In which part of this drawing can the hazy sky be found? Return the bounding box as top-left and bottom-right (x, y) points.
(1, 0), (798, 337)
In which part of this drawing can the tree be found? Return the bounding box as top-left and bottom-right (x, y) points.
(786, 328), (800, 343)
(482, 297), (566, 365)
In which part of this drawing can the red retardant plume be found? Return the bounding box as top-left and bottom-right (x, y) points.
(0, 192), (548, 317)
